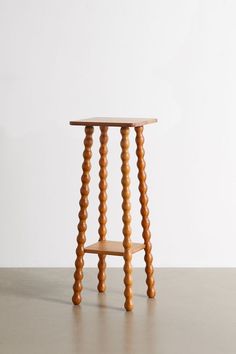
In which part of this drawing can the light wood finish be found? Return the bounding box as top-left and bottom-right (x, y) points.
(120, 127), (133, 311)
(72, 126), (94, 305)
(97, 126), (108, 292)
(135, 126), (156, 298)
(70, 118), (158, 311)
(70, 117), (157, 127)
(85, 240), (145, 256)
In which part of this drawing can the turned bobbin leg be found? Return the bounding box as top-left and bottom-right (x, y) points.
(135, 126), (156, 298)
(120, 127), (133, 311)
(97, 126), (108, 292)
(72, 126), (94, 305)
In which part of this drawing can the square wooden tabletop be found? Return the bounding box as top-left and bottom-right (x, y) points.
(69, 117), (157, 127)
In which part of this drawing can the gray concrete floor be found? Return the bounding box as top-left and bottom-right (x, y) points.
(0, 268), (236, 354)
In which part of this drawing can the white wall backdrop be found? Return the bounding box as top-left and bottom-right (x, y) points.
(1, 0), (236, 267)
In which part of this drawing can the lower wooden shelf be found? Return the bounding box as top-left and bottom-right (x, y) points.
(84, 240), (145, 256)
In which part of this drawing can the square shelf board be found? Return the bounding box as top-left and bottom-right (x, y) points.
(84, 240), (145, 256)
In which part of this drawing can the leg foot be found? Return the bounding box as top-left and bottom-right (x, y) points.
(72, 293), (81, 305)
(97, 255), (106, 292)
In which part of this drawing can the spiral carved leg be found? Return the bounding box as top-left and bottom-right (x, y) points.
(72, 126), (94, 305)
(121, 127), (133, 311)
(135, 126), (156, 298)
(97, 126), (108, 293)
